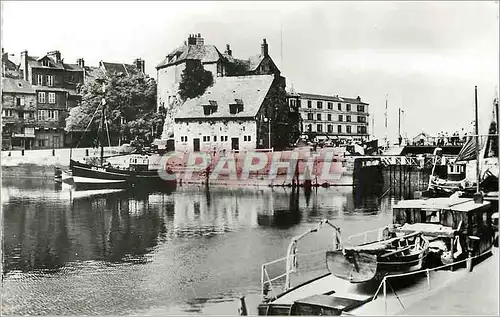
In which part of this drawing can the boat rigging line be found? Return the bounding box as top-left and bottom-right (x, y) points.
(75, 105), (101, 148)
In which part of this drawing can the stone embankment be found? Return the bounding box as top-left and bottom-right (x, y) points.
(1, 147), (121, 177)
(157, 149), (355, 187)
(1, 147), (358, 187)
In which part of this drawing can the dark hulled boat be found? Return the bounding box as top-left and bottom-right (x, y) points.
(70, 156), (175, 190)
(68, 79), (175, 191)
(326, 231), (429, 283)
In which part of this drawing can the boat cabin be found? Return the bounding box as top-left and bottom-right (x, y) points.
(109, 154), (150, 172)
(392, 197), (494, 262)
(447, 163), (466, 181)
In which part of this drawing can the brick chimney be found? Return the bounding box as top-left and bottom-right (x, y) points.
(47, 50), (61, 63)
(20, 50), (29, 82)
(261, 38), (268, 57)
(195, 33), (204, 46)
(77, 58), (85, 68)
(187, 34), (197, 45)
(225, 44), (232, 56)
(134, 58), (145, 73)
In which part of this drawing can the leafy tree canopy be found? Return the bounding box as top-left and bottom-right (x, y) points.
(66, 73), (163, 147)
(178, 61), (213, 100)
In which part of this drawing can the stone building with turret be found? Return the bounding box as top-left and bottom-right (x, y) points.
(156, 33), (287, 143)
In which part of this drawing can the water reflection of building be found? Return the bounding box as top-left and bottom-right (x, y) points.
(257, 188), (302, 229)
(2, 189), (166, 274)
(169, 187), (264, 237)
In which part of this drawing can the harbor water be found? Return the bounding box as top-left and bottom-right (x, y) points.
(2, 169), (423, 315)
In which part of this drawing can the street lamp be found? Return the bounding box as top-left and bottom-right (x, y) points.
(264, 117), (271, 150)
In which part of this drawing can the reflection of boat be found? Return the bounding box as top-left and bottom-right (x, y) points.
(327, 231), (429, 283)
(55, 168), (74, 184)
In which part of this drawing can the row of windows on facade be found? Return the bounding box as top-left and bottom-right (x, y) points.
(2, 109), (58, 120)
(303, 124), (368, 134)
(179, 135), (252, 143)
(34, 74), (77, 86)
(37, 92), (57, 104)
(305, 113), (367, 123)
(289, 99), (366, 112)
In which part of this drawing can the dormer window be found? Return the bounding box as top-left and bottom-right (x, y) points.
(203, 100), (218, 115)
(42, 59), (49, 67)
(229, 99), (244, 114)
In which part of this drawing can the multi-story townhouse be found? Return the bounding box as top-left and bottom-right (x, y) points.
(18, 50), (85, 148)
(293, 93), (370, 143)
(1, 77), (37, 149)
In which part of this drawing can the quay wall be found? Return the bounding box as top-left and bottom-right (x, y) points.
(2, 147), (437, 190)
(1, 147), (123, 168)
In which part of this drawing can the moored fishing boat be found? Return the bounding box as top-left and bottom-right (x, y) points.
(67, 79), (175, 191)
(425, 95), (498, 197)
(70, 155), (175, 190)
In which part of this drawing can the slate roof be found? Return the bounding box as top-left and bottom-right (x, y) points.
(247, 54), (265, 71)
(222, 53), (265, 73)
(175, 75), (274, 120)
(156, 44), (223, 69)
(2, 77), (35, 94)
(223, 54), (249, 68)
(84, 66), (105, 80)
(2, 53), (22, 78)
(63, 63), (84, 71)
(32, 55), (65, 69)
(298, 92), (369, 105)
(25, 54), (85, 73)
(100, 62), (142, 76)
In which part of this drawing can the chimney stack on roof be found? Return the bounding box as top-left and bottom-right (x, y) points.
(77, 58), (85, 68)
(187, 34), (197, 45)
(47, 50), (61, 63)
(261, 38), (268, 57)
(225, 44), (232, 56)
(195, 33), (204, 46)
(20, 50), (29, 81)
(134, 58), (145, 73)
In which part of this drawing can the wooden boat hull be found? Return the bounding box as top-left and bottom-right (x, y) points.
(326, 249), (427, 283)
(69, 159), (175, 190)
(72, 176), (128, 190)
(326, 232), (429, 283)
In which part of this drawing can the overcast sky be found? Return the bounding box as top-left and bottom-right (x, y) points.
(2, 1), (498, 141)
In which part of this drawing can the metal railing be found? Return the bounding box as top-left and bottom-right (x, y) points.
(371, 249), (492, 315)
(346, 226), (390, 245)
(260, 219), (342, 301)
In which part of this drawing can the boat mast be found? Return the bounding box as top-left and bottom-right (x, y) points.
(474, 86), (480, 194)
(398, 108), (401, 145)
(385, 94), (388, 147)
(100, 81), (106, 166)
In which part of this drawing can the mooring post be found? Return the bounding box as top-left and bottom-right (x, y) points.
(239, 296), (248, 316)
(383, 278), (387, 315)
(426, 269), (431, 290)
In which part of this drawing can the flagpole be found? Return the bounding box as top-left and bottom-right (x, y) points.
(474, 86), (480, 195)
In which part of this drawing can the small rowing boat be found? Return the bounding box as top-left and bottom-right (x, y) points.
(326, 231), (429, 283)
